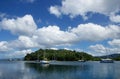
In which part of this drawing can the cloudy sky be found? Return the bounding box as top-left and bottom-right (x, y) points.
(0, 0), (120, 59)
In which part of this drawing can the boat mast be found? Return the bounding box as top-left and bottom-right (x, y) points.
(82, 49), (84, 60)
(43, 49), (45, 60)
(37, 52), (39, 61)
(105, 48), (109, 59)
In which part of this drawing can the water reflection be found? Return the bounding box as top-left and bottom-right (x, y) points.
(25, 62), (90, 79)
(88, 62), (115, 79)
(86, 61), (120, 79)
(0, 61), (120, 79)
(25, 63), (89, 72)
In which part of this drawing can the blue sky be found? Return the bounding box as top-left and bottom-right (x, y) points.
(0, 0), (120, 59)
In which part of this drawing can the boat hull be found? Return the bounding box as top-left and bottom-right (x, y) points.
(78, 60), (86, 62)
(40, 60), (50, 64)
(100, 59), (114, 63)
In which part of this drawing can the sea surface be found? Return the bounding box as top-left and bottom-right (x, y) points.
(0, 61), (120, 79)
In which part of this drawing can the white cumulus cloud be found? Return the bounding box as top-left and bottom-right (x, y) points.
(49, 6), (61, 17)
(89, 44), (120, 56)
(8, 49), (32, 58)
(34, 25), (79, 47)
(10, 36), (39, 49)
(0, 15), (37, 36)
(0, 41), (13, 52)
(108, 39), (120, 47)
(71, 23), (120, 41)
(110, 15), (120, 23)
(49, 0), (120, 20)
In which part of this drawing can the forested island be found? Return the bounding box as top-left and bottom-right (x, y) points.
(24, 49), (101, 61)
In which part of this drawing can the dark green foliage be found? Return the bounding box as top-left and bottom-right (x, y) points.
(24, 49), (96, 61)
(113, 56), (120, 61)
(92, 57), (101, 61)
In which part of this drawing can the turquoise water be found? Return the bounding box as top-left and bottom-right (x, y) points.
(0, 61), (120, 79)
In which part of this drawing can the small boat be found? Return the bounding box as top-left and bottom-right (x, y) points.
(100, 58), (114, 63)
(78, 51), (86, 62)
(40, 60), (50, 64)
(100, 48), (114, 63)
(78, 60), (86, 62)
(39, 49), (50, 64)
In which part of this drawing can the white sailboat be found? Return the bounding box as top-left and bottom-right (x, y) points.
(100, 58), (114, 63)
(40, 49), (50, 64)
(100, 48), (114, 63)
(78, 51), (86, 62)
(40, 60), (50, 64)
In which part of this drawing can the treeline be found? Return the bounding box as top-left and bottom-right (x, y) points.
(24, 49), (100, 61)
(113, 57), (120, 61)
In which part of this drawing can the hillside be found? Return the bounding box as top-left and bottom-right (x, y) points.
(24, 49), (95, 61)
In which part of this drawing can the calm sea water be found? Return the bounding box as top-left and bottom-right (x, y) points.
(0, 61), (120, 79)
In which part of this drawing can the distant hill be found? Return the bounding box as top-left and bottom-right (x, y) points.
(96, 54), (120, 60)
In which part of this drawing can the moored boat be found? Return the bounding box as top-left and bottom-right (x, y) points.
(100, 58), (114, 63)
(40, 60), (50, 64)
(78, 60), (86, 62)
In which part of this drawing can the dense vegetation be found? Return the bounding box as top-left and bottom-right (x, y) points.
(113, 57), (120, 61)
(24, 49), (99, 61)
(24, 49), (120, 61)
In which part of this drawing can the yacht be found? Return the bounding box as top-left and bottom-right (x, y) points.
(100, 58), (114, 63)
(100, 48), (114, 63)
(78, 60), (86, 62)
(40, 60), (50, 64)
(40, 49), (50, 64)
(78, 52), (86, 62)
